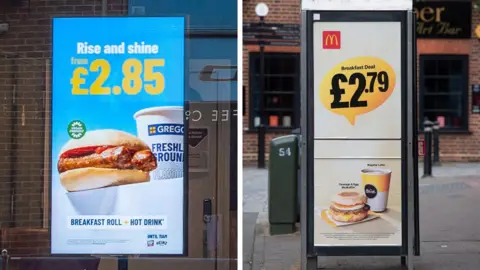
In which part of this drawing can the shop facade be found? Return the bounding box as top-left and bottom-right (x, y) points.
(243, 0), (480, 165)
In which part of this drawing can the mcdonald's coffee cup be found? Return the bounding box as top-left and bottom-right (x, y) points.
(361, 168), (392, 212)
(134, 106), (184, 180)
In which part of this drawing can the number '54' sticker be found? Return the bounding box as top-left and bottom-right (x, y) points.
(319, 56), (396, 125)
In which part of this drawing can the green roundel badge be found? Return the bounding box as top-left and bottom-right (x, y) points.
(67, 120), (86, 139)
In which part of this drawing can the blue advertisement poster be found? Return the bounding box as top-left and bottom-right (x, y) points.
(51, 17), (186, 255)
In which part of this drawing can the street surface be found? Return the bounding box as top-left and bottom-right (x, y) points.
(243, 163), (480, 270)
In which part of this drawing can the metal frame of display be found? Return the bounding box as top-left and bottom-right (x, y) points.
(300, 10), (419, 269)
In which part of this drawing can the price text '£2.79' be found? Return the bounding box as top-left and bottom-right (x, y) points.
(70, 58), (165, 96)
(319, 56), (396, 125)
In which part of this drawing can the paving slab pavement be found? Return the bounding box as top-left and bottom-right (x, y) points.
(243, 163), (480, 270)
(243, 212), (258, 269)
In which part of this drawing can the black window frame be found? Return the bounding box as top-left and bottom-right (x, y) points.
(248, 52), (300, 131)
(419, 54), (469, 133)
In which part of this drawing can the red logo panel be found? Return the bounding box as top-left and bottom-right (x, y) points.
(323, 31), (341, 49)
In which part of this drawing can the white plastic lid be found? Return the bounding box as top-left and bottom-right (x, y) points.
(133, 106), (184, 120)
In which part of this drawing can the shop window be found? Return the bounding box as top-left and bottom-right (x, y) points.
(248, 52), (300, 130)
(419, 55), (469, 131)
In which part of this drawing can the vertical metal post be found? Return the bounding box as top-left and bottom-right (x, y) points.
(1, 250), (8, 270)
(300, 10), (319, 270)
(9, 57), (17, 228)
(300, 10), (310, 270)
(203, 198), (213, 258)
(422, 120), (433, 178)
(406, 10), (416, 270)
(102, 0), (108, 15)
(411, 9), (420, 256)
(258, 16), (266, 168)
(117, 256), (128, 270)
(432, 121), (440, 166)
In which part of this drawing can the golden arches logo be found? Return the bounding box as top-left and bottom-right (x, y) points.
(322, 31), (340, 49)
(324, 34), (339, 46)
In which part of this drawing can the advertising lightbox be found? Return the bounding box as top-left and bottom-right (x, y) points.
(312, 20), (403, 247)
(51, 17), (187, 255)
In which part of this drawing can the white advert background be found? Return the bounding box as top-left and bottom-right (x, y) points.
(51, 178), (184, 254)
(313, 22), (402, 139)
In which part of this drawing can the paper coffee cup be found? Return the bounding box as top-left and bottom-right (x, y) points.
(134, 106), (184, 180)
(67, 187), (118, 215)
(361, 168), (392, 212)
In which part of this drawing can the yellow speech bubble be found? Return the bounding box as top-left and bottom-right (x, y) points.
(319, 56), (396, 125)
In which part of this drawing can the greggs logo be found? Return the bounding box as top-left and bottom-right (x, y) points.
(323, 31), (341, 49)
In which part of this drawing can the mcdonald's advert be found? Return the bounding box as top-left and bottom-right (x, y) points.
(312, 21), (402, 246)
(313, 22), (401, 139)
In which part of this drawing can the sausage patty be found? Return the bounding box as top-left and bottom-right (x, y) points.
(58, 146), (157, 173)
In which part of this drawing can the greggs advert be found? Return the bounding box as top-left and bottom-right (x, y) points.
(51, 17), (185, 255)
(312, 21), (403, 246)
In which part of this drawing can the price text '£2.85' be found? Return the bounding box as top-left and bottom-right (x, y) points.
(70, 58), (165, 96)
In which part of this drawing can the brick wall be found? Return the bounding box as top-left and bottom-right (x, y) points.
(416, 9), (480, 162)
(0, 0), (127, 255)
(243, 0), (300, 166)
(243, 0), (480, 165)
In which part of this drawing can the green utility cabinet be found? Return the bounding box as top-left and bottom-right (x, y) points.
(268, 135), (299, 235)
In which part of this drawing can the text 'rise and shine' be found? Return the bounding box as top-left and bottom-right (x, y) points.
(76, 42), (159, 55)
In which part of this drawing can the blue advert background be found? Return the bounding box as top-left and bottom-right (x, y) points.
(51, 17), (185, 255)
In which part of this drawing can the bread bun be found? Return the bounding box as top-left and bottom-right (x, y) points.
(59, 129), (149, 157)
(331, 191), (367, 206)
(60, 168), (150, 192)
(329, 209), (368, 223)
